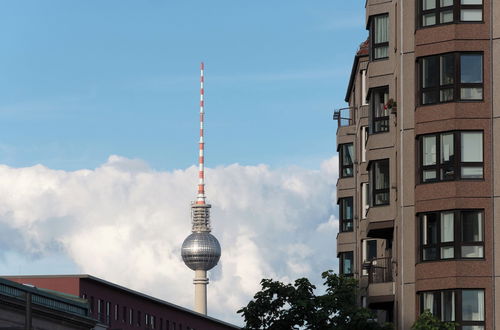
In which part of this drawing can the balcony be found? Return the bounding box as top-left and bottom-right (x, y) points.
(333, 107), (355, 127)
(368, 257), (393, 284)
(367, 257), (395, 308)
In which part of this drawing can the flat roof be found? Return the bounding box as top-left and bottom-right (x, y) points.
(3, 274), (240, 329)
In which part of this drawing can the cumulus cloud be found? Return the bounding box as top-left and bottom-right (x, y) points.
(0, 155), (338, 325)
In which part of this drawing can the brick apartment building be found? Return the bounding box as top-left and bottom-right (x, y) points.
(335, 0), (497, 328)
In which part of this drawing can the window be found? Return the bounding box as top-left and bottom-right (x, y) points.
(420, 289), (484, 329)
(361, 126), (368, 162)
(420, 0), (483, 27)
(420, 210), (484, 261)
(420, 52), (483, 105)
(97, 299), (103, 321)
(129, 308), (133, 325)
(371, 14), (389, 59)
(151, 315), (155, 329)
(361, 182), (370, 219)
(371, 159), (390, 206)
(420, 131), (483, 182)
(339, 143), (354, 178)
(114, 304), (118, 321)
(339, 197), (353, 232)
(371, 87), (389, 133)
(105, 301), (110, 324)
(339, 251), (354, 276)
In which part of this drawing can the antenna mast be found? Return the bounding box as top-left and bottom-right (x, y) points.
(197, 62), (206, 205)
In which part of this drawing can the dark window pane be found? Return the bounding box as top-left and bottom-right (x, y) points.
(462, 212), (483, 242)
(367, 240), (377, 260)
(341, 252), (354, 275)
(423, 57), (439, 88)
(462, 290), (485, 321)
(461, 54), (483, 83)
(440, 54), (454, 85)
(375, 161), (389, 190)
(440, 88), (454, 102)
(374, 120), (389, 133)
(373, 160), (390, 205)
(441, 291), (455, 321)
(422, 90), (438, 104)
(423, 247), (438, 260)
(424, 213), (438, 245)
(340, 144), (354, 177)
(340, 198), (354, 232)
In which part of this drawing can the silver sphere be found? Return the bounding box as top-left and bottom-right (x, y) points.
(181, 232), (221, 271)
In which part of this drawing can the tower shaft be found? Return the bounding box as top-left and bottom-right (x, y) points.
(193, 270), (208, 314)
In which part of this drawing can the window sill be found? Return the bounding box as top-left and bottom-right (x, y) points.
(418, 257), (485, 264)
(419, 178), (485, 185)
(418, 99), (485, 107)
(417, 20), (484, 30)
(370, 57), (389, 62)
(339, 230), (354, 234)
(371, 203), (390, 208)
(370, 130), (390, 135)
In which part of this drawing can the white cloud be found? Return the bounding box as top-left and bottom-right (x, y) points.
(0, 155), (338, 325)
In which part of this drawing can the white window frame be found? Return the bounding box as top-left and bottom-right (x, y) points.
(361, 126), (368, 163)
(361, 182), (369, 219)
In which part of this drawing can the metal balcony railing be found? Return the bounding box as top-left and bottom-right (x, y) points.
(368, 257), (394, 284)
(333, 107), (355, 127)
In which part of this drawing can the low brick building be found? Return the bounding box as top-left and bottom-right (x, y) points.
(4, 275), (239, 330)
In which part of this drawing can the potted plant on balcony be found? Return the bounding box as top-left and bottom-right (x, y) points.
(384, 98), (397, 114)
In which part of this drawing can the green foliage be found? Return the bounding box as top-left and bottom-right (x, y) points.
(237, 270), (393, 330)
(411, 311), (456, 330)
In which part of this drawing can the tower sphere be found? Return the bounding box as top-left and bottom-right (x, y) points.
(181, 232), (221, 271)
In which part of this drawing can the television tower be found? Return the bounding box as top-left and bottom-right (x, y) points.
(181, 62), (221, 315)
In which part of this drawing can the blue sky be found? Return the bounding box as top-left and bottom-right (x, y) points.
(0, 1), (368, 323)
(0, 1), (366, 171)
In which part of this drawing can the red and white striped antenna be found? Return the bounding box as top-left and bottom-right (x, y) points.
(196, 62), (206, 205)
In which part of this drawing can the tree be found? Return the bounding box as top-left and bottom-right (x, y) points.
(237, 270), (393, 330)
(411, 311), (456, 330)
